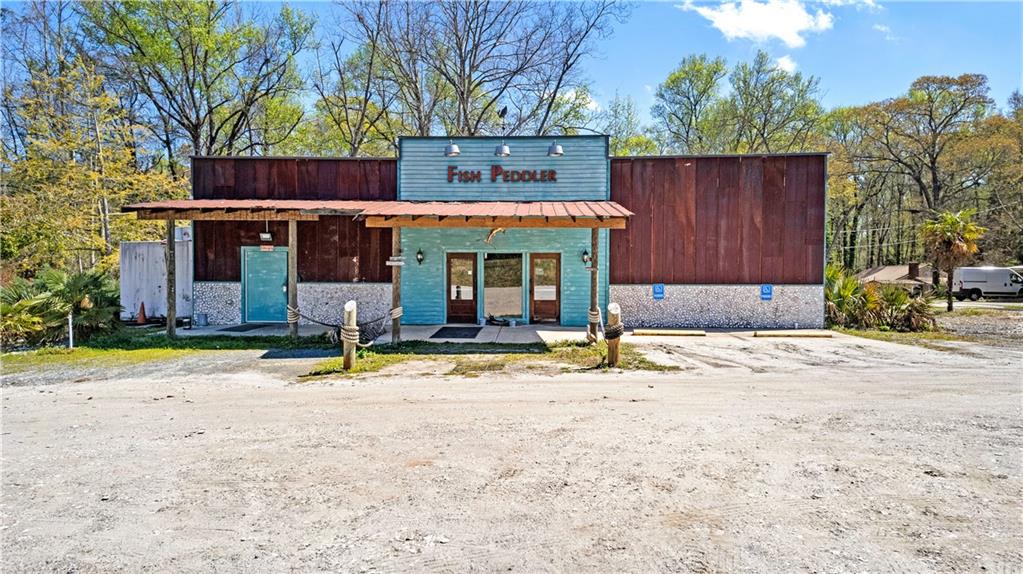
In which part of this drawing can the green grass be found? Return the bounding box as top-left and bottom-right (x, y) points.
(305, 340), (677, 378)
(2, 328), (337, 375)
(1, 346), (201, 374)
(85, 329), (334, 350)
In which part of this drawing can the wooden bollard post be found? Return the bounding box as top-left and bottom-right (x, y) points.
(343, 300), (358, 371)
(606, 302), (623, 367)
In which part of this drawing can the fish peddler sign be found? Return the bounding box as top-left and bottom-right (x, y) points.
(447, 165), (558, 184)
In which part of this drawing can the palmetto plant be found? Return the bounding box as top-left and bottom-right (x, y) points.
(921, 210), (986, 311)
(825, 265), (934, 331)
(0, 269), (121, 346)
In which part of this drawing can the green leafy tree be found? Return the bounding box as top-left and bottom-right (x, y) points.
(82, 1), (314, 158)
(652, 51), (822, 153)
(921, 210), (986, 311)
(1, 60), (183, 276)
(600, 93), (658, 156)
(652, 54), (727, 153)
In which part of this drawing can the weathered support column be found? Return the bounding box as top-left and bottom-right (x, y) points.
(588, 227), (600, 342)
(165, 219), (176, 338)
(343, 300), (357, 370)
(288, 219), (299, 339)
(391, 227), (402, 344)
(606, 302), (623, 367)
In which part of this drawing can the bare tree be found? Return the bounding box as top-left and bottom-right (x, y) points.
(82, 0), (313, 157)
(314, 1), (397, 157)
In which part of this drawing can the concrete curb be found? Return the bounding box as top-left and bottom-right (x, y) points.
(631, 329), (707, 337)
(753, 330), (833, 338)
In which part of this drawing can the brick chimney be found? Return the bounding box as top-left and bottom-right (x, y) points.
(908, 262), (920, 280)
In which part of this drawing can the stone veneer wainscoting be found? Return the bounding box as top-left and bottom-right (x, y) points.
(610, 284), (824, 329)
(192, 282), (242, 325)
(192, 281), (392, 326)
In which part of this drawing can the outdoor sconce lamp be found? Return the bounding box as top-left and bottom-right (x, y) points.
(259, 221), (272, 242)
(444, 139), (460, 157)
(494, 139), (511, 157)
(581, 249), (591, 264)
(416, 249), (425, 265)
(547, 140), (564, 157)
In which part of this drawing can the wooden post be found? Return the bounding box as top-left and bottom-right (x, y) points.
(288, 219), (299, 339)
(343, 300), (357, 371)
(606, 302), (622, 367)
(588, 227), (599, 342)
(391, 227), (402, 344)
(165, 219), (176, 338)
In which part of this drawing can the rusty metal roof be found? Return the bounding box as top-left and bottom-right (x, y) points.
(123, 199), (633, 220)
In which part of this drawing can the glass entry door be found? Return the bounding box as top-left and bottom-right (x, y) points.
(483, 253), (523, 320)
(530, 253), (560, 324)
(446, 253), (477, 323)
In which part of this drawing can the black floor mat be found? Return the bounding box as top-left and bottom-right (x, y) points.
(431, 326), (483, 339)
(218, 323), (273, 333)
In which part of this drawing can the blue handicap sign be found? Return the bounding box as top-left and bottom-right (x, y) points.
(760, 284), (773, 301)
(652, 283), (665, 300)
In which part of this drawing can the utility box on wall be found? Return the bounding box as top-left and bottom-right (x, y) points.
(119, 232), (193, 320)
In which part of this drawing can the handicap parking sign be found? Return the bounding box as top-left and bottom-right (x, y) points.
(652, 283), (665, 300)
(760, 284), (773, 301)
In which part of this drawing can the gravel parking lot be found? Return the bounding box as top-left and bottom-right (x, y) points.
(3, 334), (1021, 572)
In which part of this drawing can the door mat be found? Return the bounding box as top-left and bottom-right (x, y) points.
(431, 326), (483, 339)
(218, 323), (273, 333)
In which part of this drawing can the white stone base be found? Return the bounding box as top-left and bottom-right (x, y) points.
(192, 282), (241, 325)
(296, 283), (392, 326)
(191, 281), (392, 326)
(610, 284), (824, 329)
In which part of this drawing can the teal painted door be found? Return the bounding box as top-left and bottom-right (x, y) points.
(243, 248), (289, 322)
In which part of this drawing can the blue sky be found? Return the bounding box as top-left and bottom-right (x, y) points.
(297, 0), (1021, 123)
(589, 0), (1022, 121)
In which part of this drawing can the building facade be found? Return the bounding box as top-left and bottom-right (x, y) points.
(133, 136), (826, 330)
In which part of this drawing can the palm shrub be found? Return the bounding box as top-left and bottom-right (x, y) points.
(921, 210), (986, 312)
(825, 265), (877, 327)
(0, 269), (121, 346)
(825, 265), (934, 331)
(36, 268), (122, 341)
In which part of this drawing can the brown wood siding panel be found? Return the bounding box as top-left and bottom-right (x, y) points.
(610, 155), (825, 285)
(718, 158), (741, 283)
(739, 157), (764, 283)
(191, 158), (397, 282)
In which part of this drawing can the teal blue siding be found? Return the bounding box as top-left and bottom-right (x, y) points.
(401, 228), (609, 326)
(399, 136), (609, 201)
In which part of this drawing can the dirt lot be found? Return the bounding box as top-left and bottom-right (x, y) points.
(3, 334), (1021, 572)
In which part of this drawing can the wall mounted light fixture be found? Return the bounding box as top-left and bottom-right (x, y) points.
(444, 139), (460, 157)
(494, 140), (511, 157)
(581, 249), (591, 264)
(416, 249), (425, 265)
(259, 221), (273, 242)
(547, 140), (564, 157)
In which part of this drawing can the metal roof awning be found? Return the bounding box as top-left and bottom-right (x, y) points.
(123, 199), (633, 228)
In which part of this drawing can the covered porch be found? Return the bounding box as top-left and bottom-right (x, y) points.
(123, 199), (631, 342)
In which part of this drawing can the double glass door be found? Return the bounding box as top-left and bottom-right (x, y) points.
(445, 252), (561, 324)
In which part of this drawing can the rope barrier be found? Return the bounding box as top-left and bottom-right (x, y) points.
(604, 323), (625, 340)
(287, 305), (300, 324)
(390, 306), (403, 319)
(341, 324), (360, 344)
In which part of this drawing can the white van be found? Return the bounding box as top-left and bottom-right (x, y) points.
(952, 267), (1023, 300)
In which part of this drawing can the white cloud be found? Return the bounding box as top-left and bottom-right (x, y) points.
(678, 0), (834, 48)
(821, 0), (879, 10)
(872, 23), (897, 41)
(644, 84), (654, 94)
(775, 55), (797, 72)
